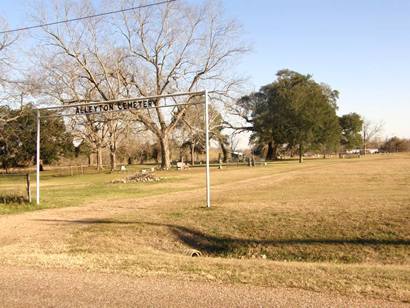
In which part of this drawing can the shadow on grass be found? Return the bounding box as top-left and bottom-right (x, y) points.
(33, 218), (410, 256)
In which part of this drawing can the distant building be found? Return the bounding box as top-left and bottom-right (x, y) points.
(364, 148), (379, 154)
(346, 148), (379, 154)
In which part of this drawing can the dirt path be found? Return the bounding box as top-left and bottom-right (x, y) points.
(0, 266), (405, 308)
(0, 169), (406, 307)
(0, 168), (298, 254)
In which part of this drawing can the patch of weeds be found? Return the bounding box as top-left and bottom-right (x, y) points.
(0, 194), (28, 204)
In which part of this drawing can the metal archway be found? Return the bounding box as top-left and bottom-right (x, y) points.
(34, 90), (211, 208)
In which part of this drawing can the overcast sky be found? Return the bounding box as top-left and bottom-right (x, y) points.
(1, 0), (409, 142)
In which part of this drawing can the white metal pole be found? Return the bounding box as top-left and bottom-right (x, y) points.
(204, 90), (211, 208)
(36, 110), (40, 205)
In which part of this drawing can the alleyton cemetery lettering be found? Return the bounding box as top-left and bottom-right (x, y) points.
(75, 100), (154, 115)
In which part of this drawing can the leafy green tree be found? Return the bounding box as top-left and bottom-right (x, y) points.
(316, 110), (341, 157)
(238, 70), (340, 163)
(0, 107), (21, 172)
(339, 113), (363, 150)
(315, 85), (341, 156)
(247, 90), (288, 160)
(0, 105), (73, 170)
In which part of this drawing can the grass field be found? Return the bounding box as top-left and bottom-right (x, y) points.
(0, 154), (409, 302)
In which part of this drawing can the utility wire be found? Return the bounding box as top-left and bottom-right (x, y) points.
(0, 0), (176, 35)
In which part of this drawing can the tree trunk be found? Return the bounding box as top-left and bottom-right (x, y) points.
(88, 154), (93, 166)
(220, 142), (228, 163)
(266, 141), (273, 161)
(266, 141), (278, 161)
(190, 143), (195, 166)
(109, 142), (117, 172)
(96, 147), (103, 171)
(273, 143), (279, 160)
(299, 143), (304, 163)
(159, 135), (171, 170)
(110, 151), (116, 172)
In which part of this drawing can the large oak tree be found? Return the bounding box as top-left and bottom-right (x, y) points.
(32, 0), (247, 169)
(234, 70), (340, 162)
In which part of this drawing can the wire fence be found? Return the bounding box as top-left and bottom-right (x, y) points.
(0, 173), (32, 203)
(51, 165), (102, 176)
(0, 164), (129, 204)
(0, 164), (132, 177)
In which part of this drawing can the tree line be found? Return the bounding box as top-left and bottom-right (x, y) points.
(0, 1), (407, 171)
(230, 70), (390, 162)
(1, 68), (406, 172)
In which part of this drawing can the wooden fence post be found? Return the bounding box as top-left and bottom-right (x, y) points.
(26, 173), (32, 203)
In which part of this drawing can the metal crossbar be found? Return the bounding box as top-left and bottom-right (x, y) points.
(34, 91), (206, 110)
(39, 101), (204, 119)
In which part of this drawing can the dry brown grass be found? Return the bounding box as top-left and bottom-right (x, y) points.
(0, 154), (409, 302)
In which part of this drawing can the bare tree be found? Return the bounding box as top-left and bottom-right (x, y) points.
(362, 118), (384, 155)
(114, 0), (248, 168)
(0, 18), (14, 83)
(30, 1), (136, 170)
(224, 91), (257, 133)
(229, 134), (240, 153)
(31, 0), (247, 169)
(177, 101), (225, 165)
(68, 115), (110, 170)
(0, 17), (20, 125)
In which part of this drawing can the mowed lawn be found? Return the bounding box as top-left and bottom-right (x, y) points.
(0, 154), (409, 302)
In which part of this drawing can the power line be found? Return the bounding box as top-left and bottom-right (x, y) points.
(0, 0), (176, 35)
